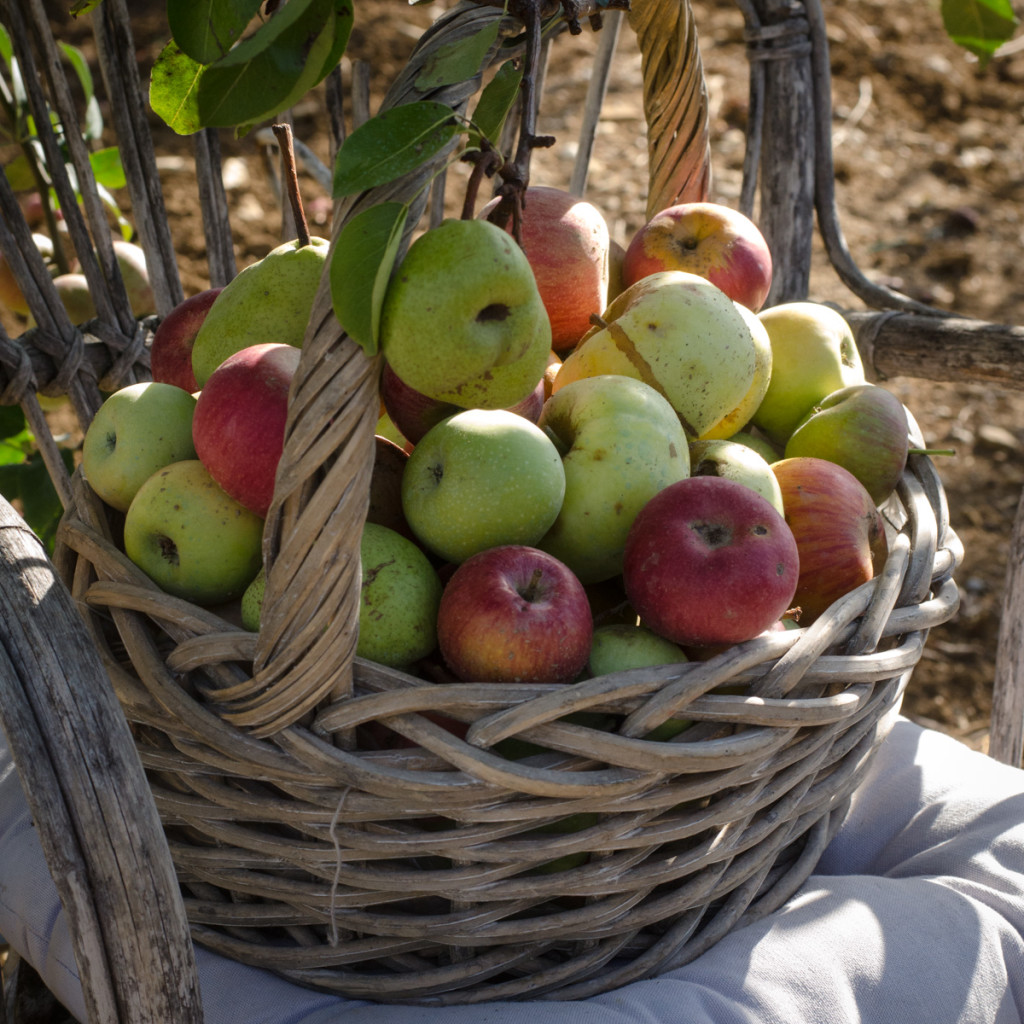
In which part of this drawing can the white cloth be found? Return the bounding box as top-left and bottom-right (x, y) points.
(2, 716), (1023, 1023)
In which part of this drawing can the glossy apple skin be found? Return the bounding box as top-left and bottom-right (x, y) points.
(784, 383), (910, 506)
(192, 342), (301, 519)
(622, 201), (773, 312)
(437, 545), (593, 684)
(480, 185), (611, 353)
(772, 456), (889, 624)
(150, 288), (223, 393)
(622, 476), (800, 647)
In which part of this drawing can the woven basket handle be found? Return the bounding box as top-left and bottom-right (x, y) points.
(234, 0), (712, 736)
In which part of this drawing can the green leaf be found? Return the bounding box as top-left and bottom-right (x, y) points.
(0, 405), (27, 452)
(329, 201), (408, 356)
(196, 0), (351, 130)
(0, 24), (13, 67)
(415, 21), (500, 90)
(0, 450), (74, 555)
(89, 146), (126, 190)
(332, 101), (459, 197)
(69, 0), (105, 15)
(941, 0), (1020, 65)
(468, 59), (522, 149)
(150, 40), (204, 135)
(167, 0), (262, 65)
(3, 154), (36, 192)
(58, 42), (95, 104)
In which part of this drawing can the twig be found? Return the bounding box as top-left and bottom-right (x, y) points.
(272, 123), (311, 248)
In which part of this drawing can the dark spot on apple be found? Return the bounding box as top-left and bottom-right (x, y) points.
(592, 448), (606, 460)
(104, 430), (117, 455)
(477, 303), (511, 323)
(614, 501), (624, 515)
(693, 521), (731, 548)
(158, 535), (179, 567)
(363, 557), (396, 590)
(751, 524), (768, 536)
(776, 562), (787, 576)
(668, 442), (679, 459)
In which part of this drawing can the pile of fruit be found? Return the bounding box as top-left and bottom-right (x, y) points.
(80, 188), (918, 723)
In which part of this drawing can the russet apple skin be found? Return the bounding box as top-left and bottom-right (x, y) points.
(771, 456), (889, 624)
(190, 235), (329, 387)
(784, 383), (910, 505)
(401, 408), (566, 565)
(150, 288), (223, 393)
(192, 342), (301, 519)
(622, 201), (773, 312)
(123, 459), (264, 605)
(479, 185), (611, 353)
(81, 381), (198, 512)
(358, 522), (443, 669)
(751, 302), (866, 446)
(553, 270), (761, 440)
(380, 218), (552, 411)
(537, 374), (690, 585)
(622, 475), (800, 647)
(436, 544), (593, 684)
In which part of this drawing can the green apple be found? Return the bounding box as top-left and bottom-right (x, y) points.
(587, 623), (690, 740)
(784, 382), (910, 505)
(358, 522), (443, 668)
(553, 270), (764, 440)
(588, 622), (686, 676)
(537, 374), (690, 584)
(688, 438), (785, 515)
(729, 428), (782, 464)
(751, 301), (866, 445)
(123, 459), (264, 605)
(81, 381), (198, 512)
(401, 408), (566, 565)
(379, 218), (552, 411)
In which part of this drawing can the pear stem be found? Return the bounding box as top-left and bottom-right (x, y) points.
(272, 122), (311, 248)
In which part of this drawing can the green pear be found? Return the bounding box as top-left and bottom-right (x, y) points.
(784, 382), (910, 505)
(241, 566), (266, 631)
(190, 235), (329, 387)
(379, 218), (552, 411)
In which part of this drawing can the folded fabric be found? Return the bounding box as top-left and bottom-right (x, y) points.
(2, 716), (1023, 1024)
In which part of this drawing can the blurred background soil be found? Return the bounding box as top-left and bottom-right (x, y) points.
(32, 0), (1024, 751)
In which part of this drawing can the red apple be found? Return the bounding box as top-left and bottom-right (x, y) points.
(437, 545), (593, 684)
(771, 456), (889, 624)
(622, 476), (800, 647)
(480, 185), (611, 353)
(192, 342), (301, 518)
(381, 361), (545, 446)
(622, 201), (773, 312)
(150, 288), (223, 393)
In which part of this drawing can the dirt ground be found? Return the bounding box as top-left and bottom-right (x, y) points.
(34, 0), (1024, 752)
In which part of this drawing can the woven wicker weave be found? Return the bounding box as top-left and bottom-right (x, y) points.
(1, 0), (962, 1005)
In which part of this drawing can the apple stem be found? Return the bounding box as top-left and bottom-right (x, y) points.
(272, 123), (311, 249)
(521, 567), (544, 602)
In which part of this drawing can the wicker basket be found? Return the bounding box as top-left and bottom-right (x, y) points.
(2, 0), (962, 1005)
